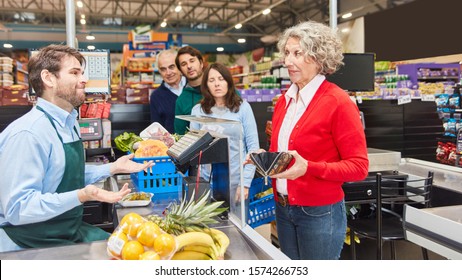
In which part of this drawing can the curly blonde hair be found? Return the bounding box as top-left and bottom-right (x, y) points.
(277, 21), (344, 75)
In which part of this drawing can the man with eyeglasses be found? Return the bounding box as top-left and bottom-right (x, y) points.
(149, 49), (186, 133)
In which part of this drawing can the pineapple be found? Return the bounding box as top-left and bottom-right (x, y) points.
(145, 190), (227, 235)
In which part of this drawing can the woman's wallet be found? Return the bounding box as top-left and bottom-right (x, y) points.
(249, 152), (293, 177)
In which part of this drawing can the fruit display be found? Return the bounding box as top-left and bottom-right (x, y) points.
(145, 190), (227, 235)
(107, 191), (230, 260)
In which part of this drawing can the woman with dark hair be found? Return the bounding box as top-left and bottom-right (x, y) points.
(190, 63), (259, 202)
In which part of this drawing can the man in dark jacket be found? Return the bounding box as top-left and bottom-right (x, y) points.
(150, 49), (186, 133)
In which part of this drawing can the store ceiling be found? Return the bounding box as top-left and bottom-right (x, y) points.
(0, 0), (416, 53)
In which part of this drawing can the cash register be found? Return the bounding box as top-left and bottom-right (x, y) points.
(78, 118), (114, 162)
(168, 116), (238, 218)
(78, 118), (115, 232)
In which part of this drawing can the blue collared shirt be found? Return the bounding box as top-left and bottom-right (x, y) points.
(0, 98), (111, 251)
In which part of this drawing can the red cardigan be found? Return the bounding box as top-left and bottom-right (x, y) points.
(270, 80), (369, 206)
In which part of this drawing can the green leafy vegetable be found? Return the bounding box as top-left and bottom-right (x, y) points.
(114, 132), (142, 152)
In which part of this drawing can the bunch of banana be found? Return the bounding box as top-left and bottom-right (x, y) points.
(193, 228), (230, 260)
(171, 231), (218, 260)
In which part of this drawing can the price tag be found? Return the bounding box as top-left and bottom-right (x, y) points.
(349, 206), (358, 215)
(421, 94), (436, 102)
(397, 94), (412, 105)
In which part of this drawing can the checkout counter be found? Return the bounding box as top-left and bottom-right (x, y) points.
(0, 174), (287, 260)
(0, 145), (460, 260)
(0, 116), (288, 260)
(346, 149), (462, 260)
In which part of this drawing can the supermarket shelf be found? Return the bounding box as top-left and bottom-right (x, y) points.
(418, 76), (459, 81)
(127, 69), (155, 73)
(16, 68), (28, 74)
(233, 69), (271, 77)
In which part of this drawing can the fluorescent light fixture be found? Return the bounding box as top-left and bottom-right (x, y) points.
(262, 8), (271, 15)
(174, 4), (182, 13)
(86, 34), (95, 40)
(216, 47), (224, 52)
(237, 38), (246, 43)
(3, 43), (13, 48)
(80, 18), (86, 25)
(235, 23), (242, 29)
(76, 1), (83, 8)
(160, 21), (167, 28)
(342, 12), (353, 19)
(87, 45), (95, 50)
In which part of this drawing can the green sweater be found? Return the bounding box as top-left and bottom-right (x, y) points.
(174, 85), (203, 135)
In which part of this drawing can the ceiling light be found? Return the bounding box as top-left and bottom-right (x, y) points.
(235, 23), (242, 29)
(76, 1), (83, 8)
(87, 45), (95, 50)
(3, 43), (13, 48)
(160, 21), (167, 28)
(237, 38), (246, 43)
(80, 18), (86, 25)
(174, 3), (182, 13)
(86, 33), (95, 40)
(341, 28), (350, 33)
(342, 13), (353, 19)
(216, 47), (224, 52)
(81, 14), (85, 19)
(262, 8), (271, 15)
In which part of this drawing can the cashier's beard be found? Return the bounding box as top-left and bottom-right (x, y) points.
(56, 84), (87, 108)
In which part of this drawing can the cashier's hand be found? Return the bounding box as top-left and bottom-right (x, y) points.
(110, 153), (154, 175)
(234, 186), (249, 203)
(270, 150), (308, 180)
(78, 183), (131, 203)
(243, 148), (266, 166)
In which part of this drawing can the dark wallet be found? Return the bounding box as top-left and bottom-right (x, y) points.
(249, 152), (293, 178)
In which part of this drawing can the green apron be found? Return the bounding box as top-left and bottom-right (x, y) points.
(2, 106), (109, 248)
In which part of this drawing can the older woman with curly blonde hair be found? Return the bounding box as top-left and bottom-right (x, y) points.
(267, 21), (369, 259)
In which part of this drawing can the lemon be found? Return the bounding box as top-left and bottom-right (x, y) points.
(136, 221), (162, 247)
(121, 240), (145, 260)
(139, 250), (161, 260)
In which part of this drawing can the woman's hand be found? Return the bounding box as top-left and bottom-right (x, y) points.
(110, 153), (154, 175)
(270, 150), (308, 180)
(78, 183), (131, 203)
(234, 186), (249, 203)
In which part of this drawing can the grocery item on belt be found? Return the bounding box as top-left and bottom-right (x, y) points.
(134, 139), (168, 157)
